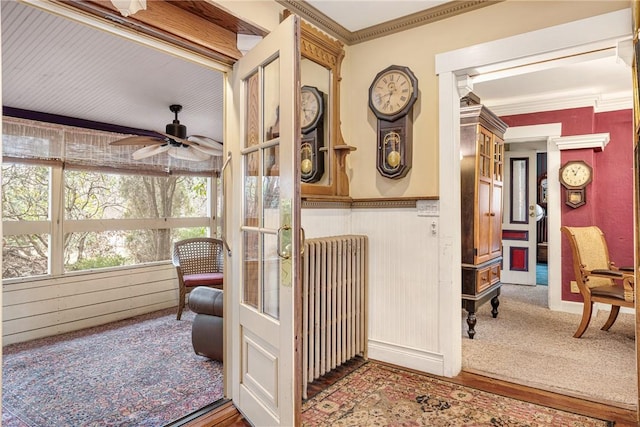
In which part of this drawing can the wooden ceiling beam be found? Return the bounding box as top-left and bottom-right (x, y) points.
(60, 0), (249, 65)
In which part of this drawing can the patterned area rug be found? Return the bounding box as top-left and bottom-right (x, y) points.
(2, 308), (223, 427)
(302, 362), (612, 426)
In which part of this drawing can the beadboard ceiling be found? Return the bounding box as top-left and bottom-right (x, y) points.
(1, 1), (633, 145)
(2, 1), (224, 141)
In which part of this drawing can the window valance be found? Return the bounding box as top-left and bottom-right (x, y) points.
(2, 116), (220, 176)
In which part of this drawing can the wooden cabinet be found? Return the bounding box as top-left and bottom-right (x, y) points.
(460, 95), (508, 339)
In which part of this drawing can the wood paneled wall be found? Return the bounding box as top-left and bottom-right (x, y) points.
(3, 263), (177, 345)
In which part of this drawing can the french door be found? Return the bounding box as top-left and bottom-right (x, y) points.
(227, 15), (301, 426)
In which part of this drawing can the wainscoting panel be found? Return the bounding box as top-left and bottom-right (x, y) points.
(3, 263), (178, 344)
(352, 208), (440, 356)
(302, 205), (442, 372)
(301, 208), (351, 238)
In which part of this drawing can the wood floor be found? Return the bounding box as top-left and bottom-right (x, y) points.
(183, 357), (637, 426)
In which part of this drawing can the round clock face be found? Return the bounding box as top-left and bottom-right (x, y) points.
(369, 67), (417, 119)
(301, 87), (320, 130)
(560, 161), (592, 188)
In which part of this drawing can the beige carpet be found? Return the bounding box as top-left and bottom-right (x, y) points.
(462, 284), (637, 409)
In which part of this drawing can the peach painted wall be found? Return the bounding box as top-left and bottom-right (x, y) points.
(501, 108), (634, 302)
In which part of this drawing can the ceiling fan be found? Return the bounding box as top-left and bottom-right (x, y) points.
(110, 104), (223, 161)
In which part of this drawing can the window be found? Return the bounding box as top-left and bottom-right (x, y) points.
(2, 164), (51, 278)
(2, 117), (219, 280)
(63, 172), (210, 271)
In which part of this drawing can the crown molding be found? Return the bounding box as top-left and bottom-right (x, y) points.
(487, 91), (633, 117)
(276, 0), (502, 46)
(550, 133), (610, 151)
(276, 0), (351, 44)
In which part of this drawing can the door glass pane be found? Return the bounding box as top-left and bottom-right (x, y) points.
(263, 233), (280, 319)
(241, 56), (281, 318)
(244, 151), (260, 227)
(264, 145), (280, 229)
(263, 58), (280, 142)
(510, 158), (528, 224)
(246, 72), (260, 148)
(243, 230), (260, 309)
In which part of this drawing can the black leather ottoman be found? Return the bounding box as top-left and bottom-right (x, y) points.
(188, 286), (223, 361)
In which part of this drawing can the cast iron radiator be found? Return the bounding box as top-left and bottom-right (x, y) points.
(302, 235), (368, 399)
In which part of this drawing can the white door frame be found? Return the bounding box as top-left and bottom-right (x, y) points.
(435, 8), (632, 377)
(501, 125), (562, 307)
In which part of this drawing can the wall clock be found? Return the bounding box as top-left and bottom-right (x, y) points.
(559, 160), (592, 208)
(368, 65), (418, 179)
(300, 85), (325, 183)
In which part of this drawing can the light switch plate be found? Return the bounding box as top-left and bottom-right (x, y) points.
(417, 199), (439, 217)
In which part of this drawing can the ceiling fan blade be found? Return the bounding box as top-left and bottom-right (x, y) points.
(158, 132), (191, 145)
(188, 135), (223, 150)
(132, 144), (170, 160)
(189, 144), (223, 157)
(110, 135), (163, 146)
(167, 146), (210, 162)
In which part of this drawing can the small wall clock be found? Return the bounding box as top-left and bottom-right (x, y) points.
(559, 160), (592, 208)
(368, 65), (418, 179)
(300, 85), (325, 183)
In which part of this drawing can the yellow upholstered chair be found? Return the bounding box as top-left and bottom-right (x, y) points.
(172, 237), (224, 320)
(561, 226), (634, 338)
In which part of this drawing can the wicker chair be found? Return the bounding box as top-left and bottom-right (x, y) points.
(561, 226), (634, 338)
(173, 237), (224, 320)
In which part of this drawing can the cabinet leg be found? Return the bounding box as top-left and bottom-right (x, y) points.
(466, 311), (476, 339)
(491, 295), (500, 318)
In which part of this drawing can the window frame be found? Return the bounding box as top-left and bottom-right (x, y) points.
(3, 161), (219, 282)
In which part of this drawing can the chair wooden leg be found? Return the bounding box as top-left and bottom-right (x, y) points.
(177, 285), (186, 320)
(600, 305), (620, 331)
(573, 300), (594, 338)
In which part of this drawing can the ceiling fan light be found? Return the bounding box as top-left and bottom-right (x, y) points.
(110, 0), (146, 17)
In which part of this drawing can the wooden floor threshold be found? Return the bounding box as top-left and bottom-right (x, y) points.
(453, 369), (638, 426)
(179, 400), (249, 427)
